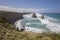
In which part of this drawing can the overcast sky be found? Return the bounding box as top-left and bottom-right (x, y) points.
(0, 0), (60, 13)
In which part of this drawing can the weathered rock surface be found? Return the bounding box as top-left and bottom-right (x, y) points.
(32, 14), (37, 18)
(0, 11), (30, 24)
(41, 15), (44, 19)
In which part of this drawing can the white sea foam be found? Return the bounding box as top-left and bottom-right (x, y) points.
(36, 13), (60, 33)
(23, 13), (32, 18)
(25, 26), (45, 33)
(14, 20), (25, 30)
(15, 13), (60, 33)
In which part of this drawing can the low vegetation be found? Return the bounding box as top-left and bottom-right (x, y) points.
(0, 17), (60, 40)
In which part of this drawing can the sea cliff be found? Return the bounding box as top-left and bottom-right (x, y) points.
(0, 11), (30, 24)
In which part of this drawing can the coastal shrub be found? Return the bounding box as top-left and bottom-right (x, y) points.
(0, 17), (7, 23)
(0, 17), (60, 40)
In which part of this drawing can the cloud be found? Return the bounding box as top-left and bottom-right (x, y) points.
(0, 5), (48, 13)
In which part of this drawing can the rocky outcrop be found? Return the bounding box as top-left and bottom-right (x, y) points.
(41, 15), (44, 19)
(32, 14), (37, 18)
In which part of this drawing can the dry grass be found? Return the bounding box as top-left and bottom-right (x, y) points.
(0, 29), (60, 40)
(0, 17), (60, 40)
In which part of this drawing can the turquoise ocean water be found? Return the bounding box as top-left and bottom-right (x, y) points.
(15, 13), (60, 33)
(41, 13), (60, 23)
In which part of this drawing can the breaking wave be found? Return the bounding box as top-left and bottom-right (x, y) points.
(15, 13), (60, 33)
(36, 13), (60, 33)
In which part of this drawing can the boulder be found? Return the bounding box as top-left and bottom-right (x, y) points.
(41, 15), (44, 19)
(32, 14), (37, 18)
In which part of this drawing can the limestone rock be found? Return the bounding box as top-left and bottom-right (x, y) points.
(41, 15), (44, 19)
(32, 14), (37, 18)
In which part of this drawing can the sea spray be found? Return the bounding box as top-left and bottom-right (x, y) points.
(14, 20), (25, 31)
(36, 13), (60, 33)
(15, 13), (60, 33)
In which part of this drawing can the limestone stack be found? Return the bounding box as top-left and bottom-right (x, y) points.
(41, 15), (44, 19)
(32, 14), (37, 18)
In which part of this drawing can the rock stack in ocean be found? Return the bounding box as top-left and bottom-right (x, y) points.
(41, 15), (44, 19)
(32, 14), (37, 18)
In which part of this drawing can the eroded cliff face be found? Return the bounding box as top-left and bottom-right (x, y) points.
(0, 11), (30, 24)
